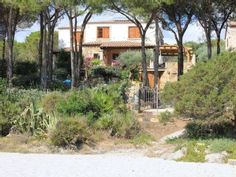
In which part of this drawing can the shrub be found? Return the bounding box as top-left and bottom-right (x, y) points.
(56, 83), (127, 121)
(161, 52), (236, 122)
(178, 142), (206, 162)
(159, 111), (174, 124)
(41, 92), (63, 113)
(57, 90), (101, 119)
(185, 118), (235, 139)
(0, 118), (12, 136)
(130, 132), (154, 145)
(91, 59), (101, 66)
(13, 101), (57, 136)
(90, 66), (121, 83)
(14, 61), (38, 75)
(55, 50), (71, 80)
(95, 111), (140, 139)
(51, 118), (90, 147)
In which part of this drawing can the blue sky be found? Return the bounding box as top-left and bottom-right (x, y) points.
(14, 11), (215, 44)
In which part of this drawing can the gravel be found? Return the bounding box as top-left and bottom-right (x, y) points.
(0, 152), (236, 177)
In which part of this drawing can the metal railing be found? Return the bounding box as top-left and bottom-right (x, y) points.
(138, 86), (158, 111)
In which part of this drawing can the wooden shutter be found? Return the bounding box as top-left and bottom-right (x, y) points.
(74, 32), (81, 42)
(102, 27), (109, 38)
(129, 27), (140, 38)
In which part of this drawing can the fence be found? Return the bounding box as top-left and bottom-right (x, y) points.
(138, 86), (159, 111)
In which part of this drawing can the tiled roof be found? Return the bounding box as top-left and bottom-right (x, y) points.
(54, 41), (155, 53)
(100, 41), (155, 48)
(83, 41), (102, 46)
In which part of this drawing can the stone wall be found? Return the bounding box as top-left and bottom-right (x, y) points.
(159, 57), (195, 89)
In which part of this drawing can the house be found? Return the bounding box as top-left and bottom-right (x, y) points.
(225, 21), (236, 51)
(58, 19), (162, 65)
(57, 19), (195, 88)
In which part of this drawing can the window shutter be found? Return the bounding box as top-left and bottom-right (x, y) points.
(103, 27), (109, 38)
(129, 27), (140, 38)
(74, 32), (81, 42)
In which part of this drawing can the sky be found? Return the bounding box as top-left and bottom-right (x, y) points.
(14, 11), (218, 44)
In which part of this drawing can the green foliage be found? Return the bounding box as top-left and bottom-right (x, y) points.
(118, 50), (153, 68)
(90, 66), (121, 83)
(186, 118), (235, 139)
(41, 92), (63, 114)
(159, 111), (174, 124)
(0, 79), (45, 136)
(14, 32), (58, 62)
(14, 102), (57, 136)
(50, 118), (90, 147)
(185, 40), (225, 61)
(56, 83), (127, 121)
(0, 118), (12, 136)
(161, 52), (236, 121)
(54, 50), (71, 80)
(12, 60), (39, 88)
(95, 111), (140, 139)
(91, 59), (101, 66)
(168, 138), (236, 161)
(14, 60), (38, 75)
(130, 132), (154, 145)
(178, 142), (206, 162)
(118, 50), (153, 80)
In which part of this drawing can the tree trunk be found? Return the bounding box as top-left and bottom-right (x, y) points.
(141, 34), (149, 87)
(177, 37), (184, 80)
(216, 33), (221, 55)
(206, 34), (212, 59)
(47, 23), (53, 82)
(6, 6), (14, 87)
(74, 16), (79, 85)
(41, 14), (48, 90)
(1, 35), (6, 78)
(79, 12), (92, 82)
(154, 16), (160, 109)
(50, 27), (55, 79)
(39, 12), (44, 79)
(68, 16), (76, 89)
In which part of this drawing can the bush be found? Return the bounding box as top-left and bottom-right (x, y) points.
(185, 118), (235, 139)
(0, 82), (45, 136)
(95, 111), (140, 139)
(12, 74), (40, 88)
(90, 66), (121, 83)
(55, 50), (71, 80)
(56, 83), (127, 121)
(57, 90), (102, 119)
(14, 61), (38, 75)
(13, 101), (57, 136)
(161, 52), (236, 122)
(41, 92), (63, 113)
(0, 118), (12, 136)
(51, 118), (90, 147)
(159, 111), (174, 124)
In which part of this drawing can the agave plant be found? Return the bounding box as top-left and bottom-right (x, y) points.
(14, 101), (58, 136)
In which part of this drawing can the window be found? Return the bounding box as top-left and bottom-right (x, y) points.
(73, 32), (82, 42)
(93, 53), (100, 59)
(128, 26), (141, 38)
(112, 53), (119, 60)
(97, 27), (110, 38)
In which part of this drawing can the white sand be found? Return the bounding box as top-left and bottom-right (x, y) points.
(0, 152), (235, 177)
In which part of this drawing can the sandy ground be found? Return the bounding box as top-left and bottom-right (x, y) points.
(0, 152), (235, 177)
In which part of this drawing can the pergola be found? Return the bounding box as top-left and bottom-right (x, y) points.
(160, 44), (193, 61)
(160, 44), (193, 62)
